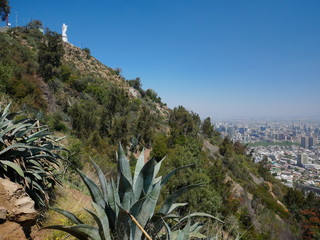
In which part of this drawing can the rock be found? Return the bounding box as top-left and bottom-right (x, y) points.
(0, 207), (7, 220)
(0, 178), (38, 222)
(0, 221), (26, 240)
(11, 197), (37, 222)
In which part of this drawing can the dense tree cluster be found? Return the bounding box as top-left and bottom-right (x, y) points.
(0, 0), (10, 22)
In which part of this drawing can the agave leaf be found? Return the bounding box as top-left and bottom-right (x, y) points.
(153, 176), (162, 185)
(161, 164), (194, 186)
(177, 216), (191, 240)
(0, 122), (28, 140)
(133, 158), (156, 203)
(111, 178), (120, 216)
(115, 204), (131, 240)
(0, 120), (10, 132)
(133, 148), (145, 186)
(159, 183), (203, 215)
(11, 123), (32, 135)
(0, 143), (47, 156)
(15, 121), (37, 137)
(77, 169), (106, 208)
(117, 144), (132, 186)
(153, 157), (165, 179)
(1, 160), (24, 177)
(119, 171), (133, 210)
(129, 196), (147, 219)
(162, 217), (172, 240)
(34, 192), (46, 207)
(0, 102), (11, 119)
(51, 208), (84, 224)
(91, 202), (111, 240)
(168, 203), (188, 214)
(134, 179), (162, 240)
(105, 179), (116, 214)
(180, 212), (224, 223)
(55, 136), (67, 141)
(41, 224), (101, 240)
(189, 222), (207, 238)
(91, 158), (108, 200)
(26, 129), (51, 142)
(32, 181), (45, 195)
(28, 159), (43, 169)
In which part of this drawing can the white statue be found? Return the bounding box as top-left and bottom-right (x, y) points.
(62, 23), (68, 42)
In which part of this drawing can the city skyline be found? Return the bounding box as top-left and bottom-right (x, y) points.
(5, 1), (320, 119)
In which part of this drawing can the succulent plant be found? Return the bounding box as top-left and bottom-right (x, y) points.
(44, 144), (222, 239)
(0, 103), (64, 207)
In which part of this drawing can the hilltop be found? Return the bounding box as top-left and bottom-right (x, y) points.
(0, 22), (319, 240)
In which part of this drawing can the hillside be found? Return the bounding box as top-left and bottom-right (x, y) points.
(0, 22), (319, 240)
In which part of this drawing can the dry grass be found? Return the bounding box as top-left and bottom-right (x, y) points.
(33, 183), (94, 240)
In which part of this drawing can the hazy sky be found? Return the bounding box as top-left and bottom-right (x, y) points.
(6, 0), (320, 119)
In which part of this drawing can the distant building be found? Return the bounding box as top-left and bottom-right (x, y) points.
(278, 133), (286, 141)
(308, 136), (314, 149)
(301, 136), (308, 148)
(239, 127), (246, 134)
(297, 153), (308, 166)
(227, 127), (235, 139)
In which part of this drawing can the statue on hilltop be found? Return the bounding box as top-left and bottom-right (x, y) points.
(62, 23), (68, 42)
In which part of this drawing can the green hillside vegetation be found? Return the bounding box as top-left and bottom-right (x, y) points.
(0, 21), (319, 239)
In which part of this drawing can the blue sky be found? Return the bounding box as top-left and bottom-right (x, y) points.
(5, 0), (320, 119)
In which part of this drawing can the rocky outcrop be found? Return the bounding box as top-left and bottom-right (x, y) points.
(0, 178), (38, 240)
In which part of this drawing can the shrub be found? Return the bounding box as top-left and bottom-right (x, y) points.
(0, 103), (64, 207)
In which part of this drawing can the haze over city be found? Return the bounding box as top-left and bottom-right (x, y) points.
(6, 0), (320, 119)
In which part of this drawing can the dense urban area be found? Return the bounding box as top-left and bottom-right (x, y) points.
(215, 120), (320, 194)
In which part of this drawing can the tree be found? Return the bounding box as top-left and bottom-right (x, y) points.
(201, 117), (214, 138)
(0, 0), (10, 22)
(219, 137), (233, 156)
(169, 106), (201, 146)
(25, 19), (43, 30)
(127, 77), (142, 90)
(38, 29), (64, 81)
(151, 133), (168, 160)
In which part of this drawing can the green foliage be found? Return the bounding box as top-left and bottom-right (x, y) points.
(44, 145), (221, 239)
(0, 103), (64, 207)
(25, 20), (43, 30)
(145, 88), (162, 103)
(151, 133), (168, 160)
(38, 29), (64, 81)
(0, 0), (10, 21)
(68, 100), (100, 138)
(47, 111), (69, 132)
(169, 106), (201, 146)
(257, 156), (272, 181)
(135, 106), (158, 147)
(201, 117), (214, 138)
(254, 184), (289, 219)
(283, 187), (306, 219)
(160, 139), (223, 215)
(219, 137), (233, 156)
(82, 47), (91, 59)
(127, 77), (142, 90)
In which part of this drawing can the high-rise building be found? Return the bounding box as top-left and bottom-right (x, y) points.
(308, 136), (314, 149)
(301, 136), (308, 148)
(227, 127), (235, 139)
(297, 153), (308, 166)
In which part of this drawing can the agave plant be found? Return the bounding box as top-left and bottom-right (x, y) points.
(0, 103), (64, 207)
(44, 144), (222, 239)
